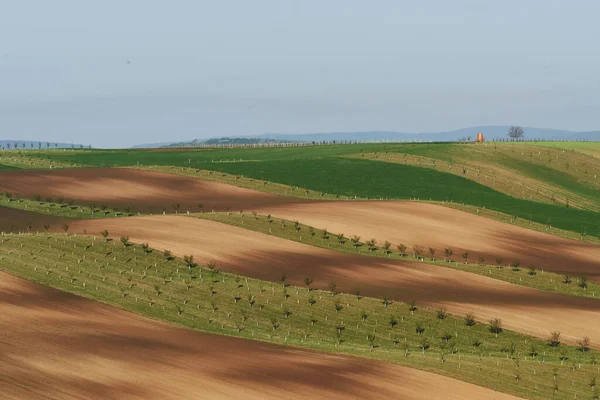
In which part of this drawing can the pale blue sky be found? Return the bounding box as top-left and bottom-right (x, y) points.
(1, 0), (599, 147)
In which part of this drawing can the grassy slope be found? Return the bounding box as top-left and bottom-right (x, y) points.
(521, 142), (600, 158)
(1, 233), (599, 400)
(380, 143), (600, 210)
(194, 212), (600, 299)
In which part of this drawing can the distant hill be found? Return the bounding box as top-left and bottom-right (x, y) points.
(0, 140), (86, 150)
(131, 126), (600, 148)
(162, 137), (294, 148)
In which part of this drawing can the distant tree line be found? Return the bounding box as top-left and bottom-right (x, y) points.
(0, 142), (91, 150)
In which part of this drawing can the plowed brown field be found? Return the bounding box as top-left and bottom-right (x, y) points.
(68, 216), (600, 347)
(0, 168), (301, 212)
(1, 168), (597, 279)
(256, 201), (600, 281)
(0, 272), (518, 400)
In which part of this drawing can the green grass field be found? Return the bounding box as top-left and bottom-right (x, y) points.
(1, 232), (599, 400)
(203, 158), (600, 237)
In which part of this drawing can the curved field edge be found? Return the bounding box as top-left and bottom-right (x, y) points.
(192, 212), (600, 300)
(1, 232), (598, 400)
(139, 165), (600, 244)
(159, 158), (600, 238)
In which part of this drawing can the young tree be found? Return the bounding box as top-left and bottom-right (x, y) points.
(416, 334), (430, 352)
(461, 252), (469, 264)
(367, 334), (376, 351)
(62, 224), (69, 234)
(578, 336), (591, 353)
(436, 307), (448, 321)
(489, 318), (503, 337)
(397, 243), (407, 257)
(548, 331), (561, 348)
(382, 296), (392, 307)
(351, 235), (361, 249)
(336, 233), (345, 245)
(444, 247), (453, 262)
(408, 300), (418, 315)
(428, 247), (436, 261)
(183, 255), (195, 269)
(119, 236), (130, 247)
(100, 229), (109, 242)
(383, 241), (392, 255)
(304, 277), (313, 290)
(415, 322), (425, 335)
(511, 260), (521, 271)
(328, 281), (337, 295)
(464, 313), (476, 328)
(360, 310), (368, 322)
(366, 238), (377, 252)
(413, 245), (424, 259)
(270, 317), (280, 331)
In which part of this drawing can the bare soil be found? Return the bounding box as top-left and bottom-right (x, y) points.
(0, 272), (518, 400)
(257, 201), (600, 281)
(0, 168), (303, 212)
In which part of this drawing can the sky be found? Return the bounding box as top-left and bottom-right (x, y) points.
(1, 0), (599, 148)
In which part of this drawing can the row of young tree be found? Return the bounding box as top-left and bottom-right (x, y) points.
(106, 229), (594, 356)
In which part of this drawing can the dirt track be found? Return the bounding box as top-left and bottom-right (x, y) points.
(1, 168), (597, 279)
(68, 215), (600, 347)
(0, 272), (518, 400)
